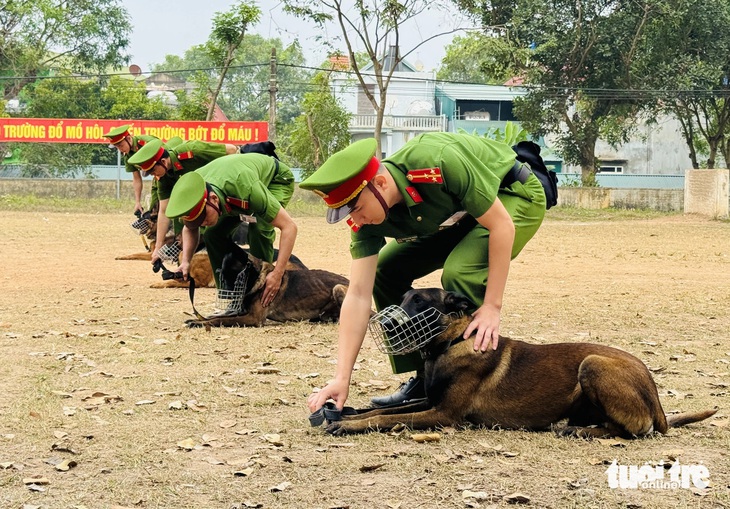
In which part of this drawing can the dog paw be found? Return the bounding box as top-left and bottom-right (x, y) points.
(325, 422), (348, 436)
(185, 319), (206, 328)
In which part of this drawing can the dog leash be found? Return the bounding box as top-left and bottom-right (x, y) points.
(152, 259), (206, 321)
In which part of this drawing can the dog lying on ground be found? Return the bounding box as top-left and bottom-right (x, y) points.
(115, 208), (176, 261)
(325, 289), (717, 438)
(185, 244), (348, 328)
(116, 213), (251, 289)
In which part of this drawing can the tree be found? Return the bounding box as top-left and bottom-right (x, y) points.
(640, 0), (730, 169)
(282, 0), (459, 155)
(282, 71), (352, 178)
(454, 0), (665, 182)
(204, 1), (262, 120)
(15, 75), (176, 174)
(438, 31), (527, 85)
(153, 36), (311, 128)
(0, 0), (132, 99)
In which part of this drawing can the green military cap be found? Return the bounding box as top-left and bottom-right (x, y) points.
(128, 138), (166, 175)
(166, 136), (184, 149)
(299, 138), (378, 223)
(166, 172), (209, 228)
(102, 124), (131, 144)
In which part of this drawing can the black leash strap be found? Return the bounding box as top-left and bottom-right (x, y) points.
(187, 275), (206, 321)
(153, 259), (206, 320)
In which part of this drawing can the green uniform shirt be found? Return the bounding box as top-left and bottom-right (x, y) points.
(124, 135), (158, 174)
(156, 141), (231, 201)
(196, 153), (294, 224)
(350, 132), (518, 259)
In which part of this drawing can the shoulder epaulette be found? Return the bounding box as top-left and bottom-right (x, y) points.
(406, 167), (443, 184)
(225, 196), (249, 210)
(177, 150), (194, 160)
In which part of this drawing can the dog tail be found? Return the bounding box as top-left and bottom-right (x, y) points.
(665, 407), (718, 428)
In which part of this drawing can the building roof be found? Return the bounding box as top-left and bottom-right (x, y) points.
(435, 82), (527, 100)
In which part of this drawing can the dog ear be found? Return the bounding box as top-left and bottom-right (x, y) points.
(443, 292), (476, 314)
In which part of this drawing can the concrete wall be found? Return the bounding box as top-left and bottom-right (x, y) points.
(684, 169), (730, 218)
(0, 179), (692, 212)
(0, 178), (150, 200)
(557, 187), (684, 211)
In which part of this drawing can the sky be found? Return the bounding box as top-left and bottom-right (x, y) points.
(123, 0), (472, 73)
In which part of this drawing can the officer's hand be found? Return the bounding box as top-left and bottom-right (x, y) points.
(133, 203), (144, 215)
(308, 379), (350, 412)
(463, 303), (501, 352)
(179, 261), (190, 281)
(261, 271), (282, 307)
(150, 250), (161, 265)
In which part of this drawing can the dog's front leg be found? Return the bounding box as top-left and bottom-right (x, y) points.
(327, 407), (455, 435)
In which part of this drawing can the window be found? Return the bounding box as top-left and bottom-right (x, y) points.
(598, 161), (626, 173)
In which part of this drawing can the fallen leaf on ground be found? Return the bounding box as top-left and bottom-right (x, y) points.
(177, 438), (196, 450)
(269, 481), (292, 492)
(410, 433), (440, 443)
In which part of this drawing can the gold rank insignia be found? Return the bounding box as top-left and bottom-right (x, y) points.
(406, 167), (443, 184)
(177, 150), (194, 160)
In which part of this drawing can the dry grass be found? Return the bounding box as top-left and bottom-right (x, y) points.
(0, 209), (728, 509)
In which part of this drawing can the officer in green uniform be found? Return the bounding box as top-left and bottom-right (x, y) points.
(165, 153), (297, 307)
(302, 133), (546, 412)
(103, 125), (160, 215)
(128, 138), (238, 265)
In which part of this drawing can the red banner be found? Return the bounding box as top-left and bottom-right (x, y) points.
(0, 118), (269, 144)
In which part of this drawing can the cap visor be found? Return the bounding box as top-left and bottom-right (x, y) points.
(326, 202), (355, 224)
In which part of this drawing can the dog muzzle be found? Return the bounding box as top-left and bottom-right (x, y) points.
(158, 241), (182, 263)
(130, 217), (151, 235)
(368, 305), (446, 355)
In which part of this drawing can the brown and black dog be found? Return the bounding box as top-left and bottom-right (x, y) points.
(115, 208), (176, 262)
(326, 289), (717, 438)
(185, 244), (348, 328)
(116, 212), (250, 289)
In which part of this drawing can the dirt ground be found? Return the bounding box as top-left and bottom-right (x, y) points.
(0, 209), (728, 509)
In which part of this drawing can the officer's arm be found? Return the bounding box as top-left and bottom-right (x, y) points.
(152, 199), (172, 263)
(333, 255), (378, 385)
(180, 225), (200, 280)
(464, 196), (515, 351)
(477, 196), (514, 311)
(132, 171), (143, 213)
(224, 144), (238, 155)
(269, 207), (297, 276)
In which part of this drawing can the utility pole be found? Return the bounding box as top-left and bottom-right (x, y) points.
(269, 47), (277, 142)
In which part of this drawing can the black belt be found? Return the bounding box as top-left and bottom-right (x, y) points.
(500, 161), (531, 188)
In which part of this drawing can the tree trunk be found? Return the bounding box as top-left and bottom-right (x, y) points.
(579, 136), (599, 186)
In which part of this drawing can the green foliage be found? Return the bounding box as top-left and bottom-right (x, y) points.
(282, 72), (352, 178)
(0, 0), (131, 99)
(454, 0), (664, 181)
(203, 1), (262, 120)
(486, 121), (528, 146)
(438, 32), (529, 85)
(153, 36), (311, 126)
(15, 75), (177, 172)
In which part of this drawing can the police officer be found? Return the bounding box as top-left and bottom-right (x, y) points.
(103, 125), (159, 215)
(302, 133), (546, 413)
(165, 153), (297, 307)
(128, 138), (238, 266)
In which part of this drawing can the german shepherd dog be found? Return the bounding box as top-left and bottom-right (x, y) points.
(115, 207), (176, 262)
(185, 244), (348, 328)
(326, 289), (717, 438)
(116, 212), (250, 290)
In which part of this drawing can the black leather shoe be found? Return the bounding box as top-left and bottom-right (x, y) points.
(370, 376), (425, 407)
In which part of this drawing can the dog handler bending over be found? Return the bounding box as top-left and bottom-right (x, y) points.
(165, 153), (298, 306)
(128, 138), (238, 266)
(302, 133), (547, 412)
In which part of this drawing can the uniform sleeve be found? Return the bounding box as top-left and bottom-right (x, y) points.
(155, 175), (176, 201)
(182, 141), (229, 163)
(440, 144), (505, 219)
(124, 156), (138, 174)
(349, 230), (386, 259)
